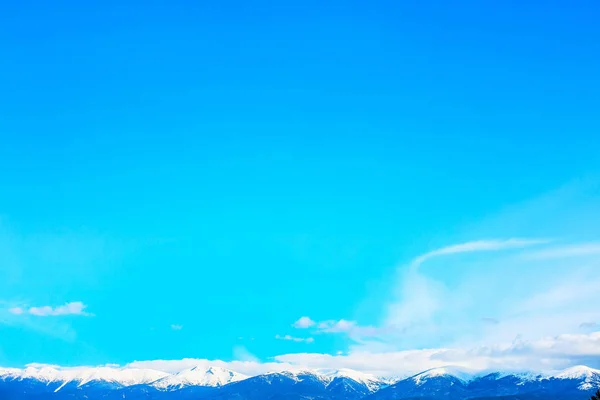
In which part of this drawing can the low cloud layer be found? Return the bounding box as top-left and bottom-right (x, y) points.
(120, 330), (600, 377)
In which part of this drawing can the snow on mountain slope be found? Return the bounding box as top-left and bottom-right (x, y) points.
(263, 368), (386, 390)
(554, 365), (600, 379)
(0, 367), (21, 379)
(72, 367), (169, 386)
(478, 371), (547, 385)
(319, 368), (386, 392)
(4, 363), (600, 395)
(152, 366), (247, 389)
(262, 369), (331, 386)
(20, 367), (66, 384)
(553, 365), (600, 390)
(1, 366), (168, 389)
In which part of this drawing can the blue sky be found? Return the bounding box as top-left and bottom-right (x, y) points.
(1, 0), (600, 375)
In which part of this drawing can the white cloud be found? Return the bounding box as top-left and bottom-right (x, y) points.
(8, 302), (92, 317)
(171, 324), (183, 331)
(275, 334), (314, 343)
(8, 307), (24, 315)
(293, 316), (315, 329)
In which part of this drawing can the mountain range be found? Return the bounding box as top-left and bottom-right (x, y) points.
(1, 364), (599, 400)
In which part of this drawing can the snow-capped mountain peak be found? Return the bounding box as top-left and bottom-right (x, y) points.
(2, 366), (169, 390)
(20, 366), (63, 383)
(272, 369), (331, 385)
(0, 367), (24, 380)
(152, 365), (247, 389)
(4, 363), (600, 398)
(319, 368), (385, 392)
(553, 365), (600, 390)
(411, 366), (477, 385)
(554, 365), (600, 379)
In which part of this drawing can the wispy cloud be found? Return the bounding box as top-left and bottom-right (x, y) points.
(8, 302), (93, 317)
(275, 334), (314, 343)
(318, 319), (389, 337)
(8, 307), (24, 315)
(171, 324), (183, 331)
(411, 238), (549, 270)
(292, 317), (392, 341)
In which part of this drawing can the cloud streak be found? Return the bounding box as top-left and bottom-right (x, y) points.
(410, 238), (549, 270)
(8, 302), (93, 317)
(292, 317), (392, 340)
(275, 334), (314, 343)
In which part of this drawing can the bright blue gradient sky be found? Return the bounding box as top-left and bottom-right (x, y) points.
(1, 0), (600, 374)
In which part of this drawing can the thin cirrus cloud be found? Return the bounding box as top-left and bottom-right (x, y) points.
(8, 302), (93, 317)
(409, 238), (550, 270)
(521, 242), (600, 260)
(170, 324), (183, 331)
(293, 317), (357, 332)
(275, 334), (314, 343)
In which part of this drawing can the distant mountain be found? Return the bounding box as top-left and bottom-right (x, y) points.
(368, 365), (600, 400)
(1, 364), (599, 400)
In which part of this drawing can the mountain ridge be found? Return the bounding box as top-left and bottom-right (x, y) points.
(2, 364), (599, 400)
